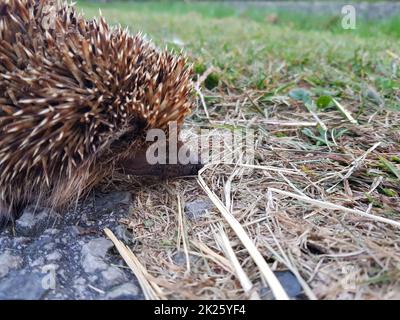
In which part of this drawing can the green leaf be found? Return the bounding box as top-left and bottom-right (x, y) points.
(379, 157), (400, 180)
(288, 88), (312, 103)
(205, 72), (220, 90)
(193, 62), (207, 75)
(316, 95), (333, 109)
(302, 127), (332, 146)
(376, 77), (398, 91)
(381, 188), (398, 197)
(390, 155), (400, 164)
(331, 128), (348, 139)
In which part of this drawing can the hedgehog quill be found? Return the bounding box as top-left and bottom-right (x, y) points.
(0, 0), (202, 227)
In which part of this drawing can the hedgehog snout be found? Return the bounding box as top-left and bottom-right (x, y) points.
(117, 140), (203, 178)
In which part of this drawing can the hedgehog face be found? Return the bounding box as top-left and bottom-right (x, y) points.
(116, 137), (203, 178)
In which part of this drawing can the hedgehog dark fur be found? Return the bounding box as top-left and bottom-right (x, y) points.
(0, 0), (199, 227)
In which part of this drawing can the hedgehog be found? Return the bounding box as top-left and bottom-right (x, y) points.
(0, 0), (202, 228)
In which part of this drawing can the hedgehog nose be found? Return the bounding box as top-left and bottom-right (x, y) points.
(117, 142), (203, 178)
(118, 160), (203, 178)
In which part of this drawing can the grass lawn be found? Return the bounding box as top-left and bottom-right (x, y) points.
(77, 1), (400, 299)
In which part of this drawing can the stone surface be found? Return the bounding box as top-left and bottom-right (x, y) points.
(0, 272), (49, 300)
(81, 238), (114, 273)
(185, 199), (213, 220)
(15, 208), (61, 237)
(0, 191), (143, 300)
(94, 192), (132, 211)
(172, 250), (200, 266)
(0, 251), (23, 278)
(106, 283), (140, 300)
(260, 270), (304, 300)
(101, 267), (128, 288)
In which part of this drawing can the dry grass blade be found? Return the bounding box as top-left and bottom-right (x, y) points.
(177, 194), (191, 274)
(197, 168), (290, 300)
(104, 228), (164, 300)
(327, 142), (381, 192)
(214, 224), (261, 300)
(212, 119), (318, 126)
(268, 188), (400, 228)
(261, 120), (319, 126)
(195, 84), (211, 121)
(332, 98), (358, 124)
(379, 156), (400, 180)
(194, 66), (214, 121)
(237, 163), (303, 175)
(262, 217), (317, 300)
(387, 50), (400, 61)
(191, 240), (234, 274)
(196, 66), (215, 87)
(304, 102), (327, 131)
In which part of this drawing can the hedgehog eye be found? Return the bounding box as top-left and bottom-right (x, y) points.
(109, 131), (134, 151)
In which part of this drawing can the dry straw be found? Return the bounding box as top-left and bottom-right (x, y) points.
(197, 165), (290, 300)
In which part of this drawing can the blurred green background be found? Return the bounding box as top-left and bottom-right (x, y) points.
(75, 1), (400, 111)
(78, 1), (400, 38)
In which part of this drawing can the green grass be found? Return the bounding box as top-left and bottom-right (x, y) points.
(77, 1), (399, 110)
(78, 1), (400, 39)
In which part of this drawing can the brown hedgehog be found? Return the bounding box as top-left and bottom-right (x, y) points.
(0, 0), (201, 227)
